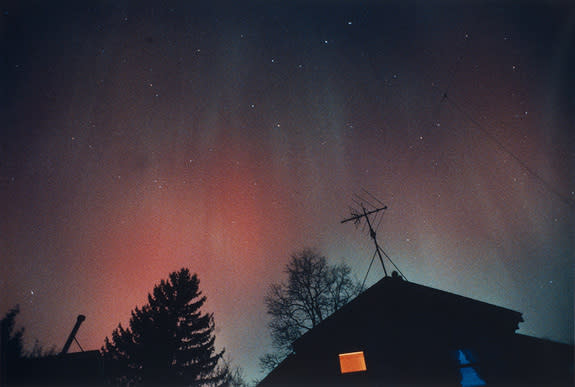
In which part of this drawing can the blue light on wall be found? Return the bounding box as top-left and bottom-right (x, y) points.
(457, 350), (486, 387)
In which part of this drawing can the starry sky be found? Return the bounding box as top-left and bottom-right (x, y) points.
(1, 0), (574, 381)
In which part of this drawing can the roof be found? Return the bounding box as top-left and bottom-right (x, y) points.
(293, 273), (524, 352)
(259, 275), (573, 386)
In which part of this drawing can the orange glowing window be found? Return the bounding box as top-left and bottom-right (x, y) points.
(338, 351), (367, 374)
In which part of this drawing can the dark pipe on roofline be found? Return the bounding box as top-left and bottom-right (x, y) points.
(60, 314), (86, 355)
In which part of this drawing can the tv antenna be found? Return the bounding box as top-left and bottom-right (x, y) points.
(341, 190), (406, 283)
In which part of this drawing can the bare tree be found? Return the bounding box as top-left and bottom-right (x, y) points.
(259, 248), (361, 372)
(209, 356), (248, 387)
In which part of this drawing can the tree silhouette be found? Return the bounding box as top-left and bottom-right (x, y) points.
(102, 268), (225, 386)
(211, 356), (248, 387)
(1, 305), (24, 358)
(1, 305), (25, 385)
(259, 248), (361, 371)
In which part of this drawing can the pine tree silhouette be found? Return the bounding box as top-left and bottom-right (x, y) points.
(1, 306), (25, 385)
(102, 268), (225, 386)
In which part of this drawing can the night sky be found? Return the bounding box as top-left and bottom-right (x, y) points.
(1, 0), (573, 381)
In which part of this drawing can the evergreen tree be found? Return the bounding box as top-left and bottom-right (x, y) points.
(1, 305), (25, 359)
(102, 268), (225, 386)
(1, 306), (25, 385)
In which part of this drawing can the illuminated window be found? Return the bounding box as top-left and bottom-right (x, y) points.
(456, 349), (486, 387)
(338, 351), (367, 374)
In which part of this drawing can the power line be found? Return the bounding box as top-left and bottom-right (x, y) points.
(444, 94), (574, 207)
(435, 27), (573, 208)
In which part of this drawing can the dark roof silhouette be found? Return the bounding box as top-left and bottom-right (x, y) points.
(260, 273), (573, 386)
(294, 273), (523, 351)
(9, 350), (105, 386)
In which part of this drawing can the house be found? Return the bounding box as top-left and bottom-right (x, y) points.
(7, 350), (105, 386)
(259, 272), (573, 386)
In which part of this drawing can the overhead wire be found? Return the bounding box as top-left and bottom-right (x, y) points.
(444, 94), (574, 207)
(433, 25), (573, 208)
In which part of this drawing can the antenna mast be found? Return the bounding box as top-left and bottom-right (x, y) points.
(341, 192), (406, 280)
(342, 204), (389, 276)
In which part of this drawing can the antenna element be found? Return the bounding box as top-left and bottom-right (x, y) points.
(341, 193), (406, 281)
(342, 204), (389, 277)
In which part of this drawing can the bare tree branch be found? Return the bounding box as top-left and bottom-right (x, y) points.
(259, 248), (361, 372)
